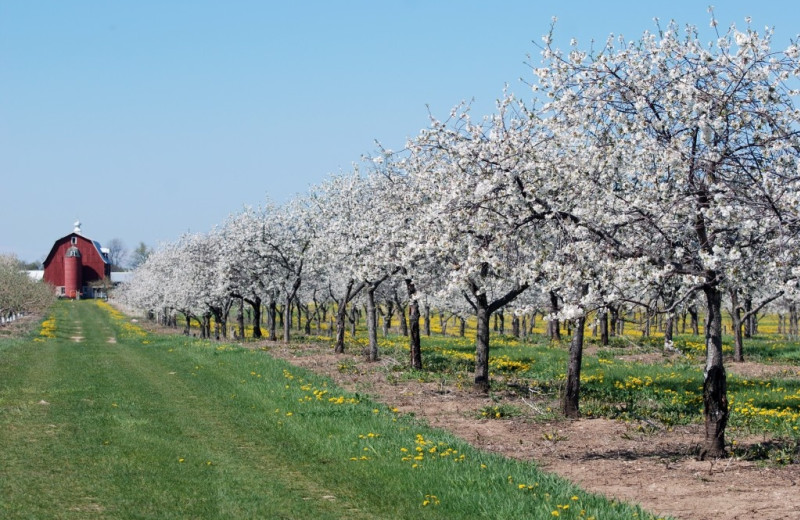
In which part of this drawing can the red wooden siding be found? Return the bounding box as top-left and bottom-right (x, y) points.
(43, 233), (110, 288)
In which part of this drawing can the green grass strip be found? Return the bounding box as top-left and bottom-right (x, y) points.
(0, 301), (669, 519)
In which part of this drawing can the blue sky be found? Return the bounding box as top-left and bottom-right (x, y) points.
(1, 1), (796, 263)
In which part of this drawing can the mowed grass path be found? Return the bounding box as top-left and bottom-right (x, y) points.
(0, 301), (667, 520)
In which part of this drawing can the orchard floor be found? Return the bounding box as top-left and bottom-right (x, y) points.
(264, 342), (800, 520)
(128, 312), (800, 520)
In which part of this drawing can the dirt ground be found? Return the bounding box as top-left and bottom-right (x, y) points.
(263, 342), (800, 520)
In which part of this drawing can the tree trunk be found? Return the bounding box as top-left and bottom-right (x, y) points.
(549, 291), (561, 341)
(664, 312), (675, 350)
(268, 301), (277, 341)
(316, 303), (325, 335)
(366, 285), (379, 361)
(474, 303), (491, 393)
(283, 294), (293, 343)
(700, 284), (728, 460)
(314, 303), (321, 335)
(743, 297), (753, 338)
(521, 315), (527, 339)
(729, 288), (744, 363)
(217, 309), (229, 339)
(246, 297), (262, 339)
(471, 282), (529, 393)
(681, 311), (687, 334)
(609, 305), (618, 337)
(394, 291), (408, 336)
(398, 305), (408, 336)
(382, 301), (394, 336)
(299, 303), (305, 332)
(459, 316), (466, 337)
(562, 315), (586, 418)
(689, 305), (699, 336)
(333, 280), (366, 354)
(304, 305), (312, 335)
(511, 313), (520, 338)
(599, 309), (609, 346)
(335, 301), (348, 353)
(423, 305), (431, 336)
(405, 278), (422, 370)
(236, 298), (245, 339)
(334, 282), (354, 354)
(349, 306), (358, 336)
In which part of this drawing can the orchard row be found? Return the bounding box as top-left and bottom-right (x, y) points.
(120, 16), (800, 459)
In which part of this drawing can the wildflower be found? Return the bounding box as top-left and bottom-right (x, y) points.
(422, 494), (440, 506)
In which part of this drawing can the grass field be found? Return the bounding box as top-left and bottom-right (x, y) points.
(0, 300), (669, 519)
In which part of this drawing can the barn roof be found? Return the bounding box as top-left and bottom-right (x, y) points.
(43, 233), (110, 268)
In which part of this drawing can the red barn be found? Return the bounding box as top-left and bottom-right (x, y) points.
(43, 222), (111, 299)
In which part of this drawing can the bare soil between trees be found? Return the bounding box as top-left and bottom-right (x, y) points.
(263, 342), (800, 520)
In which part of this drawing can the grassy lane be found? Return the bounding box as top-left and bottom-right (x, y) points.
(0, 301), (669, 519)
(1, 302), (362, 519)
